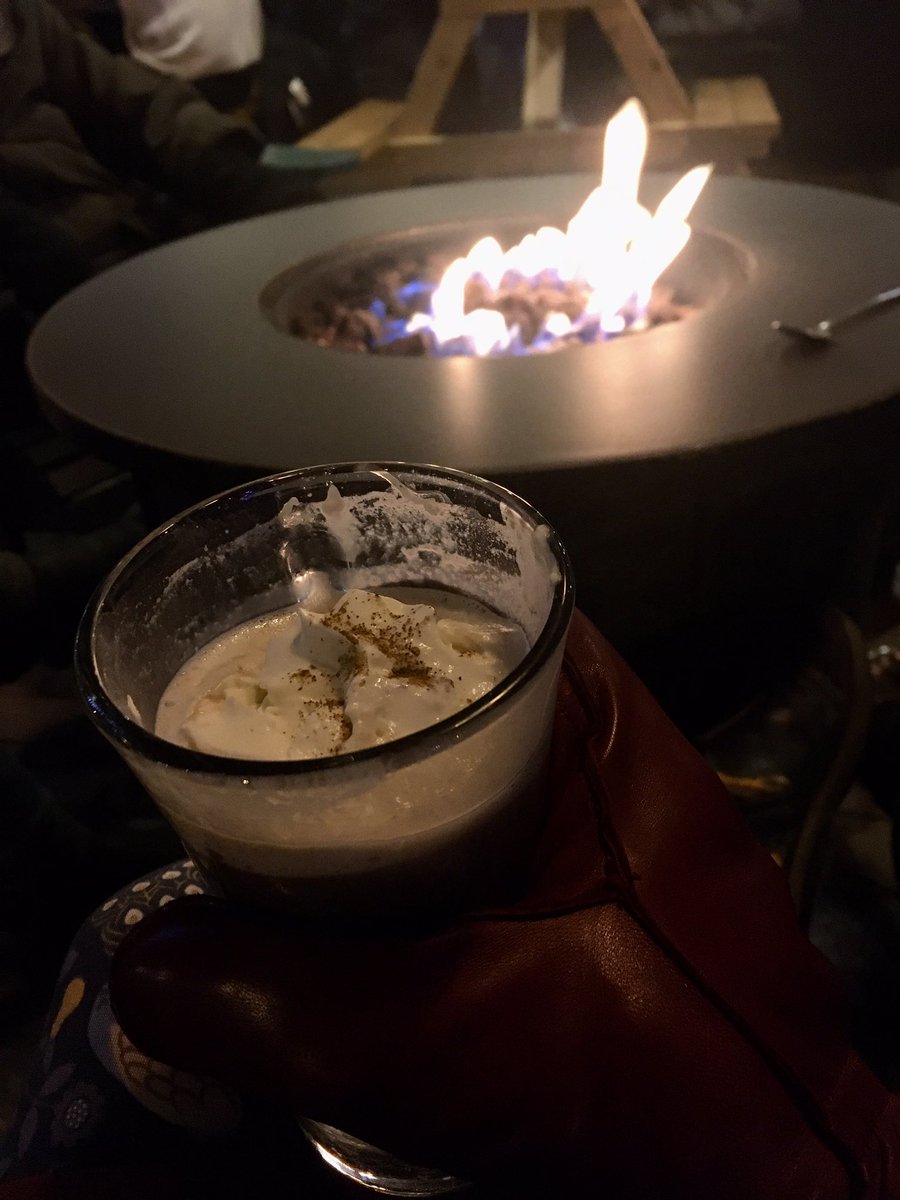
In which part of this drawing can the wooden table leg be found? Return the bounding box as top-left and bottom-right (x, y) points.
(392, 15), (481, 136)
(522, 10), (567, 128)
(590, 0), (691, 120)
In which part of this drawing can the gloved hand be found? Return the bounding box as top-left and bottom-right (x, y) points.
(181, 138), (359, 223)
(110, 611), (900, 1198)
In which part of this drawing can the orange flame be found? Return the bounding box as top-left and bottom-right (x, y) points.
(410, 99), (711, 354)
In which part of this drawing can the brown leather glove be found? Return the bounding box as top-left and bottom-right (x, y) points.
(110, 610), (900, 1198)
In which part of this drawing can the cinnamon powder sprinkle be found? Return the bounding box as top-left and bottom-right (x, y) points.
(321, 603), (438, 689)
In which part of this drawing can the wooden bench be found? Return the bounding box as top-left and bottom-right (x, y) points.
(304, 0), (780, 192)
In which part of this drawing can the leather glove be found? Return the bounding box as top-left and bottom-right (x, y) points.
(110, 610), (900, 1198)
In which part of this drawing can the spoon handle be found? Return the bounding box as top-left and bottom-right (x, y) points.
(827, 285), (900, 332)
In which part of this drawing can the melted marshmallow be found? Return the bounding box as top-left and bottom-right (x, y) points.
(155, 586), (529, 761)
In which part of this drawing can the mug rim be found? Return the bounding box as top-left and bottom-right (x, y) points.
(75, 461), (575, 778)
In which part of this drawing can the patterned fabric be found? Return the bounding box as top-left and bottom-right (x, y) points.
(0, 861), (250, 1184)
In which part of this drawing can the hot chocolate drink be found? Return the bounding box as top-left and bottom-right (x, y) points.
(156, 585), (529, 761)
(153, 582), (538, 922)
(79, 464), (572, 924)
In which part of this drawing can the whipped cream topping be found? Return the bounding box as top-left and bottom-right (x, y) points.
(155, 585), (529, 761)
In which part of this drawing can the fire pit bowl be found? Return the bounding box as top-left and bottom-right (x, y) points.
(29, 173), (900, 728)
(259, 217), (750, 355)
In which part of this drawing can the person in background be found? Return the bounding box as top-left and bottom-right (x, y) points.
(641, 0), (800, 39)
(113, 0), (356, 141)
(0, 1), (358, 1019)
(256, 0), (357, 141)
(115, 0), (263, 114)
(0, 0), (354, 580)
(0, 0), (358, 426)
(0, 0), (354, 285)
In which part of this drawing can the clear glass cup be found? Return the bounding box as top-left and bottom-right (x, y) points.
(76, 462), (574, 1194)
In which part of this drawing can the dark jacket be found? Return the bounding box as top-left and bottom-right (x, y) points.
(0, 0), (273, 267)
(643, 1), (800, 38)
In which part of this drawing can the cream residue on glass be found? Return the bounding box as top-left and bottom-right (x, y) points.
(155, 584), (529, 761)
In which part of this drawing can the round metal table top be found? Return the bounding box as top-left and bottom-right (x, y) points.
(28, 173), (900, 475)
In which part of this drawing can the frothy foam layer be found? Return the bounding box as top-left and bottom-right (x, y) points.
(155, 585), (529, 761)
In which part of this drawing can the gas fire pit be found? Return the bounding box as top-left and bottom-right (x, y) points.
(261, 217), (740, 356)
(265, 101), (721, 359)
(29, 169), (900, 728)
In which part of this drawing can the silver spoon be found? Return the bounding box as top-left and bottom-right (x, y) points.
(772, 285), (900, 345)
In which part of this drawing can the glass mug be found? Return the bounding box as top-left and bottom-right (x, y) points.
(76, 463), (574, 1194)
